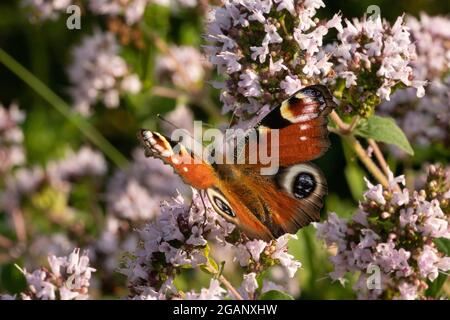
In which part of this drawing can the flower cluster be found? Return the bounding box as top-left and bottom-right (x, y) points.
(122, 189), (302, 299)
(21, 0), (72, 21)
(406, 14), (450, 81)
(235, 235), (301, 278)
(89, 0), (199, 25)
(91, 150), (185, 272)
(1, 248), (95, 300)
(155, 45), (209, 93)
(315, 164), (450, 299)
(0, 103), (25, 175)
(121, 190), (235, 299)
(47, 146), (107, 186)
(205, 0), (342, 117)
(106, 149), (183, 221)
(68, 30), (142, 115)
(379, 14), (450, 148)
(234, 234), (302, 299)
(326, 15), (425, 117)
(2, 146), (107, 215)
(89, 0), (151, 25)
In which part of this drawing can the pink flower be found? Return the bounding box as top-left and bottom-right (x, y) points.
(314, 212), (347, 249)
(264, 23), (283, 44)
(242, 273), (259, 295)
(280, 75), (303, 95)
(417, 245), (440, 281)
(271, 234), (301, 278)
(273, 0), (295, 15)
(269, 57), (288, 74)
(238, 69), (262, 97)
(250, 43), (269, 63)
(246, 239), (267, 262)
(397, 282), (418, 300)
(184, 279), (226, 300)
(363, 179), (386, 205)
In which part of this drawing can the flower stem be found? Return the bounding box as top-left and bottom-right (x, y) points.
(329, 110), (351, 133)
(218, 274), (244, 300)
(344, 135), (389, 188)
(368, 138), (390, 177)
(11, 208), (27, 244)
(0, 235), (13, 249)
(0, 49), (129, 169)
(329, 111), (389, 188)
(205, 264), (243, 300)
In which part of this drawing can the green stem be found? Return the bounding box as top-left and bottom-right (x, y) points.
(329, 111), (389, 188)
(303, 229), (318, 291)
(343, 134), (389, 188)
(0, 49), (129, 169)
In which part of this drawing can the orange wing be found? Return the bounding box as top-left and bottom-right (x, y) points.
(138, 129), (217, 189)
(209, 163), (327, 241)
(244, 84), (335, 167)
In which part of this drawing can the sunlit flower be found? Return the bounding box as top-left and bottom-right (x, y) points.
(205, 0), (341, 118)
(326, 15), (423, 116)
(155, 45), (209, 92)
(21, 0), (72, 21)
(68, 30), (141, 115)
(0, 103), (25, 174)
(5, 249), (95, 300)
(315, 164), (450, 299)
(378, 14), (450, 150)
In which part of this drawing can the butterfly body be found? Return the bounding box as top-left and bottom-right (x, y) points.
(139, 85), (336, 241)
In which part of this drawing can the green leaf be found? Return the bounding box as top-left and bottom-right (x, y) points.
(208, 256), (219, 272)
(344, 164), (366, 201)
(255, 269), (270, 291)
(199, 265), (214, 275)
(354, 115), (414, 155)
(259, 290), (294, 300)
(425, 273), (447, 298)
(435, 238), (450, 255)
(217, 261), (226, 278)
(325, 193), (357, 218)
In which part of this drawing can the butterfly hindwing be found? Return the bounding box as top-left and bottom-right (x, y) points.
(272, 162), (327, 232)
(207, 162), (327, 241)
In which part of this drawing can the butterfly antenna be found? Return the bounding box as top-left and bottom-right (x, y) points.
(198, 190), (210, 227)
(157, 114), (180, 130)
(227, 109), (237, 130)
(157, 113), (197, 142)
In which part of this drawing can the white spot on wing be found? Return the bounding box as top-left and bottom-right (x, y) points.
(295, 113), (318, 122)
(299, 124), (310, 130)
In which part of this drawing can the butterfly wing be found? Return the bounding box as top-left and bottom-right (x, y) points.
(138, 129), (218, 189)
(207, 162), (327, 241)
(242, 84), (335, 167)
(138, 85), (335, 240)
(210, 85), (335, 239)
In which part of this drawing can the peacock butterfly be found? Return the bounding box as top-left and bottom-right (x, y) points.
(138, 84), (336, 241)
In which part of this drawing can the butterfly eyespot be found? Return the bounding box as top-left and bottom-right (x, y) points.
(213, 196), (235, 217)
(206, 188), (236, 219)
(293, 172), (316, 199)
